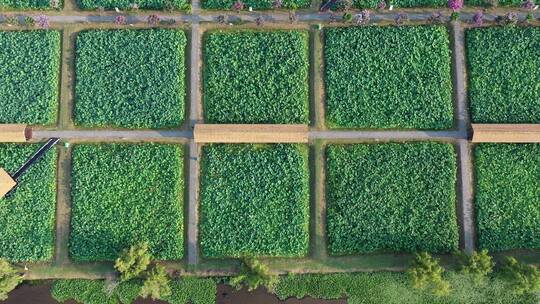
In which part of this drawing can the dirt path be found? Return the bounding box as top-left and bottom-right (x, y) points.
(1, 11), (537, 25)
(54, 146), (72, 265)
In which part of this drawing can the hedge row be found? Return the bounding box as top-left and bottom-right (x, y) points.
(69, 144), (184, 261)
(274, 272), (537, 304)
(324, 26), (453, 129)
(467, 27), (540, 124)
(51, 278), (216, 304)
(0, 30), (60, 125)
(0, 144), (56, 262)
(203, 30), (309, 124)
(75, 29), (186, 129)
(77, 0), (187, 10)
(199, 144), (310, 257)
(474, 144), (540, 251)
(326, 143), (459, 254)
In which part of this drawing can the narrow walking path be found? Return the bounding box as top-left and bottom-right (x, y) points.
(54, 146), (72, 265)
(310, 130), (467, 141)
(6, 10), (539, 25)
(452, 22), (475, 253)
(32, 130), (191, 140)
(187, 20), (202, 266)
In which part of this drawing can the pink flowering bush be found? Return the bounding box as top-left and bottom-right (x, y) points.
(232, 0), (244, 10)
(472, 10), (484, 26)
(114, 15), (126, 25)
(448, 0), (463, 10)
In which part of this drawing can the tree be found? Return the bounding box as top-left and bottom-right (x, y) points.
(139, 264), (171, 300)
(501, 256), (540, 295)
(114, 242), (151, 281)
(0, 259), (23, 301)
(458, 250), (494, 283)
(229, 257), (278, 292)
(407, 252), (450, 296)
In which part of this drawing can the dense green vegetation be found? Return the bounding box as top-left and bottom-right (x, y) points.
(0, 144), (56, 262)
(326, 143), (459, 254)
(324, 26), (453, 129)
(464, 0), (522, 6)
(352, 0), (445, 8)
(75, 29), (186, 128)
(274, 272), (539, 304)
(203, 30), (309, 124)
(200, 144), (309, 257)
(0, 31), (60, 125)
(201, 0), (309, 9)
(467, 27), (540, 123)
(474, 144), (540, 251)
(70, 144), (184, 261)
(77, 0), (187, 10)
(51, 277), (216, 304)
(0, 1), (57, 11)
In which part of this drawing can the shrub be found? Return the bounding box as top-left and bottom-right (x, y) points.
(458, 250), (494, 283)
(408, 252), (450, 296)
(474, 144), (540, 251)
(0, 144), (56, 261)
(0, 259), (22, 300)
(502, 257), (540, 295)
(115, 242), (152, 281)
(200, 144), (309, 257)
(229, 257), (278, 292)
(75, 29), (186, 128)
(140, 265), (171, 300)
(203, 30), (309, 124)
(202, 0), (309, 9)
(467, 27), (540, 123)
(324, 26), (453, 129)
(70, 144), (184, 261)
(77, 0), (186, 9)
(0, 30), (60, 124)
(326, 143), (459, 254)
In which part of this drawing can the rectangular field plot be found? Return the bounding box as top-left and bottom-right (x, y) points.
(326, 143), (459, 255)
(75, 29), (186, 129)
(0, 30), (60, 125)
(69, 144), (184, 261)
(77, 0), (187, 10)
(201, 0), (309, 9)
(467, 27), (540, 123)
(324, 26), (453, 129)
(200, 144), (310, 257)
(0, 144), (56, 262)
(0, 0), (54, 10)
(203, 30), (309, 124)
(474, 144), (540, 251)
(350, 0), (445, 8)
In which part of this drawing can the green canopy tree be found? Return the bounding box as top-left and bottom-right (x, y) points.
(408, 252), (450, 296)
(0, 259), (23, 301)
(114, 242), (151, 281)
(458, 250), (495, 283)
(229, 257), (278, 292)
(139, 264), (171, 300)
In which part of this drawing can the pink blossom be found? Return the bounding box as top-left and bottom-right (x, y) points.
(232, 0), (244, 10)
(448, 0), (463, 11)
(472, 10), (484, 26)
